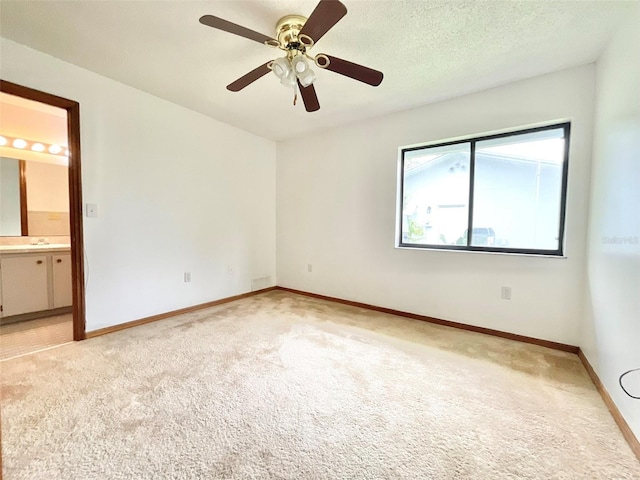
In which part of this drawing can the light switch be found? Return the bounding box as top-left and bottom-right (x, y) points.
(86, 203), (98, 218)
(501, 286), (512, 300)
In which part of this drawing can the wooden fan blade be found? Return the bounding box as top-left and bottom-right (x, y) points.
(300, 0), (347, 44)
(298, 80), (320, 112)
(227, 62), (273, 92)
(199, 15), (277, 45)
(321, 55), (383, 86)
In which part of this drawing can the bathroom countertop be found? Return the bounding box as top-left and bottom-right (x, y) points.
(0, 244), (71, 254)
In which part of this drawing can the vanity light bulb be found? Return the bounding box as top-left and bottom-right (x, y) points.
(49, 144), (62, 154)
(0, 136), (7, 146)
(32, 143), (45, 152)
(13, 139), (27, 149)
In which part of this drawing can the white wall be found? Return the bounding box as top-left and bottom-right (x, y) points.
(0, 38), (276, 331)
(277, 65), (596, 346)
(581, 6), (640, 440)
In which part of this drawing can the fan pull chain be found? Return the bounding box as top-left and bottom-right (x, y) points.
(293, 86), (298, 106)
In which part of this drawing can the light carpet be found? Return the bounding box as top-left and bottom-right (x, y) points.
(1, 291), (638, 479)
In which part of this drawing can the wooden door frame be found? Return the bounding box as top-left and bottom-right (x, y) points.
(1, 80), (86, 340)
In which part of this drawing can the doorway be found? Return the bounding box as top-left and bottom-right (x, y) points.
(0, 80), (85, 354)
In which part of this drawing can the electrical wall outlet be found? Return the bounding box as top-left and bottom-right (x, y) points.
(307, 264), (313, 273)
(184, 272), (191, 283)
(501, 286), (512, 300)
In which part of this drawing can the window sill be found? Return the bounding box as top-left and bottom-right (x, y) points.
(395, 244), (567, 258)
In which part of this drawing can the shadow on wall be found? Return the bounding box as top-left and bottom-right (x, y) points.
(582, 249), (640, 436)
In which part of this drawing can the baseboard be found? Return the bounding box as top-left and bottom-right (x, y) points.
(0, 306), (73, 326)
(86, 285), (577, 352)
(577, 349), (640, 460)
(274, 286), (579, 353)
(85, 287), (277, 339)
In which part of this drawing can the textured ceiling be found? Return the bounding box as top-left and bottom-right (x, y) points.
(0, 1), (634, 140)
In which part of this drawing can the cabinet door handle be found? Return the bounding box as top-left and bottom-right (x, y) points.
(37, 260), (43, 265)
(57, 259), (62, 263)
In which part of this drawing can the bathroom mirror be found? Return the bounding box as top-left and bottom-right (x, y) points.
(0, 156), (70, 237)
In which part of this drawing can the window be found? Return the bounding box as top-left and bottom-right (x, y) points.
(398, 123), (570, 255)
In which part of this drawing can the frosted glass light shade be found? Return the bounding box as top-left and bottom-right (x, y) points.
(291, 55), (315, 87)
(271, 58), (291, 80)
(292, 55), (309, 74)
(297, 68), (316, 88)
(281, 69), (297, 87)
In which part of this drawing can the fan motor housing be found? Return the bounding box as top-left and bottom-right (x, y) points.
(276, 15), (307, 48)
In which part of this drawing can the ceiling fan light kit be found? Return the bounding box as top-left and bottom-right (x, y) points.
(290, 55), (315, 88)
(198, 0), (383, 112)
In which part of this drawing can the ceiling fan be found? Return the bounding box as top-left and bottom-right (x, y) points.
(199, 0), (383, 112)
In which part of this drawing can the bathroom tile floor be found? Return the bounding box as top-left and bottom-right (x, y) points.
(0, 314), (73, 361)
